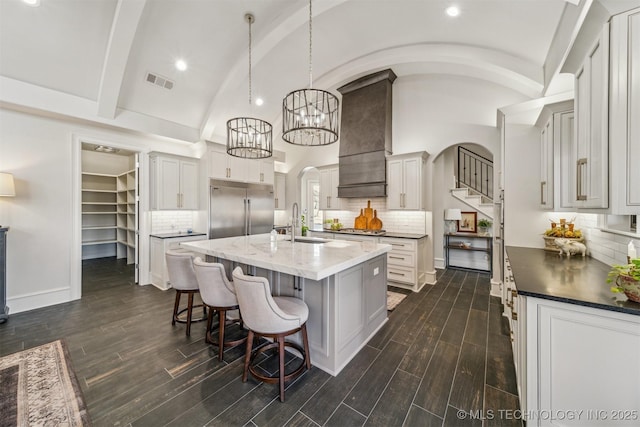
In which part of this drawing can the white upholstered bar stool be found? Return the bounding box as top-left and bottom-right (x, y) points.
(165, 250), (206, 336)
(193, 257), (247, 361)
(232, 267), (311, 402)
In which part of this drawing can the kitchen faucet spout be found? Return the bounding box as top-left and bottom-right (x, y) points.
(291, 202), (299, 243)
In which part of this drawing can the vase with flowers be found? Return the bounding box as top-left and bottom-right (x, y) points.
(608, 258), (640, 303)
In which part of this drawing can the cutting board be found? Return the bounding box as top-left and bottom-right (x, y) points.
(363, 200), (374, 228)
(354, 209), (367, 229)
(369, 210), (383, 230)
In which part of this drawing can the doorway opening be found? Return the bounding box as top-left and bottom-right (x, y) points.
(80, 142), (140, 293)
(301, 167), (322, 230)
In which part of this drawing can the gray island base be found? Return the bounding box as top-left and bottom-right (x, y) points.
(181, 234), (392, 376)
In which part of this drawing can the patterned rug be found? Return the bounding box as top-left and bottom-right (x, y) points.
(387, 290), (407, 311)
(0, 340), (91, 426)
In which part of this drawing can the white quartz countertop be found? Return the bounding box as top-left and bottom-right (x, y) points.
(180, 233), (392, 281)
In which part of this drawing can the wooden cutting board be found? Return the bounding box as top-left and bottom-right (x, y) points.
(369, 209), (383, 230)
(363, 200), (374, 228)
(354, 209), (367, 229)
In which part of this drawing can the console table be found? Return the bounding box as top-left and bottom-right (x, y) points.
(0, 227), (8, 323)
(445, 233), (492, 274)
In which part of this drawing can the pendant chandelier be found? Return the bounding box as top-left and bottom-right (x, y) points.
(227, 13), (273, 159)
(282, 0), (339, 146)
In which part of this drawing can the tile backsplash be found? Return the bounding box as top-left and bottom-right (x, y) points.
(575, 213), (639, 266)
(151, 211), (196, 234)
(318, 198), (428, 234)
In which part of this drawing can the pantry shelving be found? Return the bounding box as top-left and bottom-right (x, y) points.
(82, 165), (137, 263)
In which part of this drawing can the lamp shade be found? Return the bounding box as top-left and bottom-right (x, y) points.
(0, 173), (15, 197)
(444, 208), (462, 221)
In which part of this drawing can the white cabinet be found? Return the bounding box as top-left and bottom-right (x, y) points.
(150, 154), (198, 210)
(386, 152), (428, 210)
(610, 8), (640, 214)
(149, 234), (207, 290)
(274, 172), (286, 210)
(209, 149), (247, 182)
(526, 298), (640, 426)
(380, 236), (427, 292)
(573, 23), (609, 209)
(247, 158), (274, 185)
(536, 100), (574, 210)
(209, 150), (274, 185)
(319, 165), (343, 210)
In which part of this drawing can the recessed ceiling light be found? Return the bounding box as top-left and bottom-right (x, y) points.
(175, 59), (187, 71)
(255, 98), (264, 106)
(22, 0), (41, 6)
(446, 5), (460, 17)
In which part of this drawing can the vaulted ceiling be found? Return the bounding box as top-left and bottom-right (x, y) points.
(0, 0), (624, 150)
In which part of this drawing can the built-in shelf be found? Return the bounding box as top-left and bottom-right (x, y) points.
(81, 162), (137, 263)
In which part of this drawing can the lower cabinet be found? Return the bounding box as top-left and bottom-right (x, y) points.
(149, 234), (207, 290)
(504, 266), (640, 425)
(381, 236), (428, 292)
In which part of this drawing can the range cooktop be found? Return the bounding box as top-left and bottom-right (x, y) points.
(332, 228), (387, 236)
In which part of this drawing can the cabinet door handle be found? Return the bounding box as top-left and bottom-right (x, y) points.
(540, 181), (546, 205)
(275, 198), (278, 209)
(177, 193), (180, 208)
(260, 172), (264, 182)
(327, 196), (331, 208)
(576, 158), (587, 201)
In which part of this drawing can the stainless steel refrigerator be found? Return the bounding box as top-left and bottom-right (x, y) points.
(209, 179), (274, 239)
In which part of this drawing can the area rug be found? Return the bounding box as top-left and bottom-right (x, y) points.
(0, 339), (91, 426)
(387, 291), (407, 311)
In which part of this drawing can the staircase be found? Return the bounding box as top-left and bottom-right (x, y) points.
(451, 187), (494, 218)
(453, 146), (494, 218)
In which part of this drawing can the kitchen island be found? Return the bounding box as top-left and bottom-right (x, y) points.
(181, 234), (392, 376)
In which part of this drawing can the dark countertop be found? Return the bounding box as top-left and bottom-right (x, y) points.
(506, 246), (640, 316)
(310, 229), (427, 239)
(150, 232), (207, 239)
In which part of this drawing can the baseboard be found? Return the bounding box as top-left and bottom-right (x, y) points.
(425, 269), (437, 285)
(490, 278), (502, 297)
(7, 287), (74, 314)
(434, 257), (445, 270)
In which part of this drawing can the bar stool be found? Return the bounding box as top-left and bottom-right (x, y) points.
(193, 257), (247, 361)
(165, 250), (206, 336)
(232, 266), (311, 402)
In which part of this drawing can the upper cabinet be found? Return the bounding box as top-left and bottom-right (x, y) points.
(387, 152), (428, 210)
(274, 172), (286, 210)
(609, 8), (640, 214)
(573, 22), (609, 209)
(319, 165), (343, 210)
(150, 153), (198, 210)
(209, 149), (274, 185)
(566, 7), (640, 213)
(536, 101), (574, 211)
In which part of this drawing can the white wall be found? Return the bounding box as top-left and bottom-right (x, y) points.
(0, 107), (200, 314)
(503, 122), (549, 248)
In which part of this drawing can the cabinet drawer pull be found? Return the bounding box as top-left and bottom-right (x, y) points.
(389, 271), (405, 276)
(389, 256), (405, 260)
(576, 158), (587, 201)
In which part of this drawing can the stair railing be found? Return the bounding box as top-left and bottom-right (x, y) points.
(457, 146), (493, 201)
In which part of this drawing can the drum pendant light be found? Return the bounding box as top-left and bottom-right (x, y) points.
(282, 0), (339, 146)
(227, 14), (273, 159)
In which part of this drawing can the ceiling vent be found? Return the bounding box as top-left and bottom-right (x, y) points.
(145, 72), (174, 90)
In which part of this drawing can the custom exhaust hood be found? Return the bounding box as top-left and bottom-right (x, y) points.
(337, 69), (396, 198)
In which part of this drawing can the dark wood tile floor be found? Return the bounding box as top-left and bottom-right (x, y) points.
(0, 258), (521, 427)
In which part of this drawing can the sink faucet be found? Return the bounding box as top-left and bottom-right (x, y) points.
(291, 202), (299, 243)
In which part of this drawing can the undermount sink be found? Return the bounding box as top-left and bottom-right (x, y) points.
(289, 236), (332, 244)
